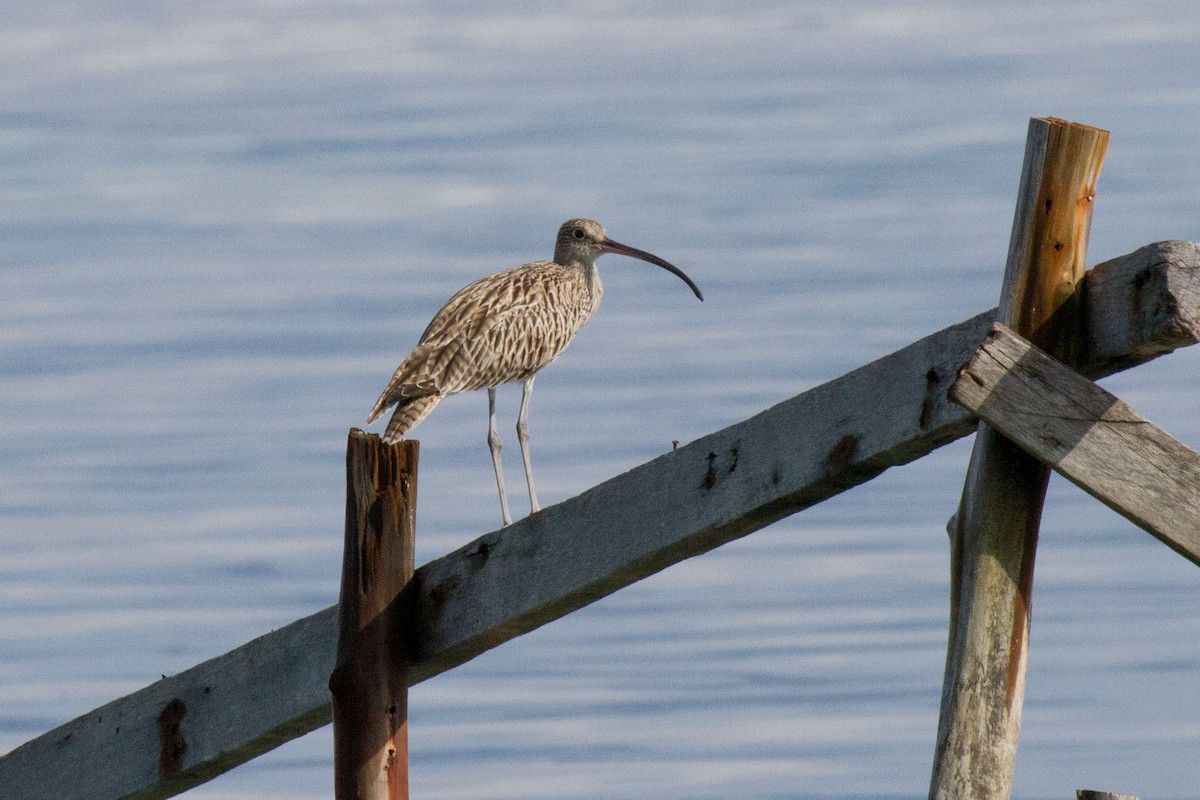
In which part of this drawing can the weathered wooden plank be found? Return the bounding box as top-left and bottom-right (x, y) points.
(952, 323), (1200, 566)
(331, 433), (417, 800)
(931, 117), (1109, 800)
(1, 240), (1197, 800)
(1083, 240), (1200, 373)
(0, 608), (339, 800)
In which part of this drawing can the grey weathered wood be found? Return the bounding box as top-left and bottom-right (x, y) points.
(931, 117), (1109, 800)
(1, 240), (1197, 800)
(0, 608), (339, 800)
(952, 323), (1200, 566)
(1083, 239), (1200, 374)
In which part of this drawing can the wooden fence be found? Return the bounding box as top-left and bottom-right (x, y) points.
(2, 117), (1198, 799)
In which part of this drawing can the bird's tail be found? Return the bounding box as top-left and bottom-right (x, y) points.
(381, 394), (443, 443)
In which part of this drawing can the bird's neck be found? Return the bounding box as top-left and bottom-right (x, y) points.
(560, 258), (604, 315)
(583, 262), (603, 315)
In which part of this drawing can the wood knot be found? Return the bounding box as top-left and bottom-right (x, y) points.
(699, 452), (718, 491)
(467, 539), (492, 564)
(697, 446), (740, 491)
(919, 368), (941, 429)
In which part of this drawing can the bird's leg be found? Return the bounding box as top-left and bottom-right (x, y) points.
(488, 387), (513, 526)
(516, 376), (540, 514)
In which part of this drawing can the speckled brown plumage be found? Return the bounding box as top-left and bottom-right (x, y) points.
(367, 257), (602, 441)
(367, 218), (702, 525)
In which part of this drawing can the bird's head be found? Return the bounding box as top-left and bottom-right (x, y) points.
(554, 218), (610, 266)
(553, 218), (704, 301)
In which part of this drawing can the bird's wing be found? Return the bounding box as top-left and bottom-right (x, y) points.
(366, 347), (442, 423)
(366, 274), (504, 422)
(452, 293), (586, 391)
(368, 262), (586, 419)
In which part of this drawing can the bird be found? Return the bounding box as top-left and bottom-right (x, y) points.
(367, 218), (703, 526)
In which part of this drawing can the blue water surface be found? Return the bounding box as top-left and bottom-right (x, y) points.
(2, 2), (1199, 798)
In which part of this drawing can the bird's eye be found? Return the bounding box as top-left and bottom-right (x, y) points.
(572, 228), (585, 239)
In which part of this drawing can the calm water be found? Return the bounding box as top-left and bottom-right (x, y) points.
(3, 2), (1200, 798)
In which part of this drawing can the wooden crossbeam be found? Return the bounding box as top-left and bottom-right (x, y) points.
(1, 240), (1197, 800)
(951, 323), (1200, 566)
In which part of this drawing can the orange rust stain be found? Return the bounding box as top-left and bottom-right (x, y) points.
(157, 697), (188, 777)
(829, 435), (859, 469)
(1005, 521), (1040, 704)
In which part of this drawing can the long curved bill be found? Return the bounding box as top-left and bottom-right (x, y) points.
(600, 238), (704, 301)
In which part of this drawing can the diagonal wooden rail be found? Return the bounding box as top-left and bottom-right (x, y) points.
(0, 241), (1197, 800)
(952, 323), (1200, 566)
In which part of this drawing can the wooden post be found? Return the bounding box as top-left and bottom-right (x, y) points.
(330, 429), (418, 800)
(930, 118), (1108, 799)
